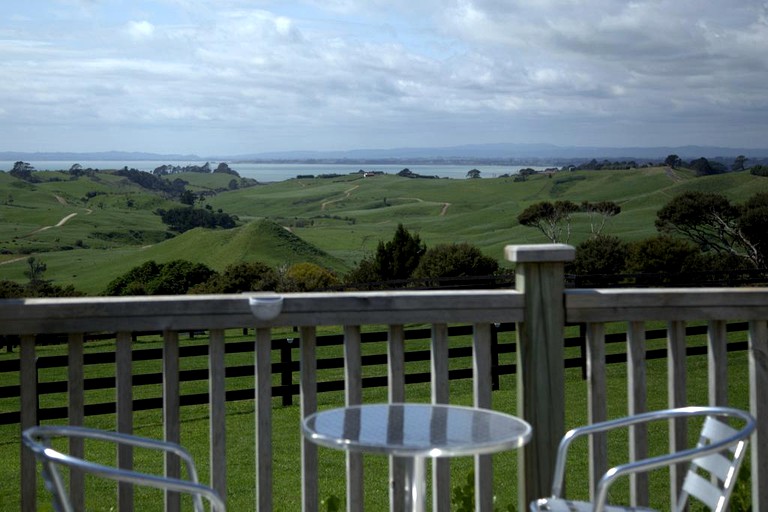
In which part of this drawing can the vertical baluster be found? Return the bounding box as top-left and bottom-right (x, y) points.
(749, 320), (768, 512)
(431, 323), (450, 512)
(255, 327), (273, 511)
(707, 320), (728, 406)
(68, 333), (85, 510)
(344, 325), (363, 512)
(667, 321), (687, 508)
(388, 324), (406, 512)
(626, 321), (648, 507)
(208, 329), (227, 501)
(706, 320), (728, 490)
(164, 330), (181, 512)
(473, 323), (493, 511)
(586, 322), (607, 500)
(20, 335), (37, 512)
(301, 326), (318, 512)
(116, 331), (134, 511)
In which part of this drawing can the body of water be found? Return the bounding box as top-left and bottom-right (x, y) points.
(0, 160), (556, 182)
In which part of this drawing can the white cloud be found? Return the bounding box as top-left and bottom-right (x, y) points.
(126, 20), (156, 40)
(0, 0), (766, 153)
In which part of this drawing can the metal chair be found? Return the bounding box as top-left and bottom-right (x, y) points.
(23, 424), (226, 512)
(530, 406), (755, 512)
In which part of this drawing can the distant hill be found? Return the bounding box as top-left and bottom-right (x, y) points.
(0, 150), (201, 161)
(3, 144), (767, 165)
(229, 143), (768, 162)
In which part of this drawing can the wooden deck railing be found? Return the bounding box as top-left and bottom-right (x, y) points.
(1, 244), (767, 511)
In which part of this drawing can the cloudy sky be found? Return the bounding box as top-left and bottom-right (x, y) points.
(1, 0), (767, 156)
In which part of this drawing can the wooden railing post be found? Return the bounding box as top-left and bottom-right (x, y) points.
(506, 244), (574, 510)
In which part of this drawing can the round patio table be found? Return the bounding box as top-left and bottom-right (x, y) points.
(302, 403), (532, 512)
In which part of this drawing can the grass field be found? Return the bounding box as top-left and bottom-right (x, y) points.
(0, 323), (753, 510)
(2, 167), (768, 294)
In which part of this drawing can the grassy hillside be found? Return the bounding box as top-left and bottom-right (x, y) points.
(2, 167), (768, 294)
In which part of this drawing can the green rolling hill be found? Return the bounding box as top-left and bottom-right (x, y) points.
(1, 166), (767, 295)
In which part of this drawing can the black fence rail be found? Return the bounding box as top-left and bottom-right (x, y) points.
(0, 321), (750, 425)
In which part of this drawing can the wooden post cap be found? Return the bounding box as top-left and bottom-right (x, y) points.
(504, 244), (575, 263)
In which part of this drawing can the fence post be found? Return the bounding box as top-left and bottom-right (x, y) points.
(491, 323), (500, 391)
(506, 243), (574, 510)
(281, 339), (294, 406)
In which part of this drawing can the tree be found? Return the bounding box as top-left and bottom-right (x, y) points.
(191, 261), (277, 293)
(343, 257), (380, 289)
(517, 200), (579, 243)
(9, 161), (36, 182)
(214, 162), (240, 176)
(688, 157), (727, 176)
(346, 224), (426, 286)
(372, 224), (426, 281)
(412, 243), (499, 287)
(283, 263), (339, 292)
(738, 192), (768, 268)
(156, 206), (237, 233)
(568, 234), (628, 276)
(625, 236), (699, 274)
(664, 154), (682, 169)
(105, 260), (216, 295)
(180, 189), (197, 205)
(68, 163), (85, 177)
(466, 169), (481, 179)
(0, 280), (25, 299)
(655, 191), (767, 268)
(24, 256), (47, 283)
(581, 201), (621, 235)
(732, 155), (748, 172)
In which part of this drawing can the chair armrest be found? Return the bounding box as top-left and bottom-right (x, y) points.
(549, 406), (755, 510)
(23, 425), (226, 512)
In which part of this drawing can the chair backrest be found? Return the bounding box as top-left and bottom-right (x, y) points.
(677, 414), (751, 512)
(22, 425), (225, 512)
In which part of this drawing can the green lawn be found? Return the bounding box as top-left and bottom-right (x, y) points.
(0, 323), (753, 510)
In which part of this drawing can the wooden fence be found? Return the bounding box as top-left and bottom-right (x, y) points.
(0, 322), (752, 425)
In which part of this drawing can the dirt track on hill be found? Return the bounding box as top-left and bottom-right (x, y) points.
(321, 185), (359, 210)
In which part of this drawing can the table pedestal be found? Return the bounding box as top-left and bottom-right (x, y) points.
(402, 455), (427, 512)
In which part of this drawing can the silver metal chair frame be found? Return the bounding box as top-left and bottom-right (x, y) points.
(23, 425), (226, 512)
(533, 406), (755, 512)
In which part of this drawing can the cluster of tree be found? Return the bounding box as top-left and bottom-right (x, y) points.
(344, 224), (499, 288)
(397, 168), (439, 179)
(655, 191), (768, 268)
(103, 224), (501, 295)
(0, 257), (83, 298)
(569, 191), (768, 277)
(155, 206), (238, 233)
(67, 163), (99, 178)
(105, 260), (216, 295)
(751, 165), (768, 177)
(568, 234), (751, 282)
(152, 162), (240, 176)
(115, 168), (189, 196)
(663, 154), (752, 176)
(574, 159), (639, 171)
(105, 260), (340, 295)
(517, 200), (621, 243)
